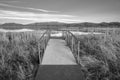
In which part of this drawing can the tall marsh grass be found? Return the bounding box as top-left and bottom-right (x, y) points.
(76, 28), (120, 80)
(0, 31), (45, 80)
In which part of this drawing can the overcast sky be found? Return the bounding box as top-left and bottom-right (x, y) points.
(0, 0), (120, 24)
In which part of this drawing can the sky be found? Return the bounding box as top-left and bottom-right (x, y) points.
(0, 0), (120, 24)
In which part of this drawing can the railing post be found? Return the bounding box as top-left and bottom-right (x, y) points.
(77, 41), (80, 64)
(38, 42), (41, 64)
(71, 37), (74, 52)
(67, 32), (68, 44)
(68, 33), (71, 45)
(66, 32), (68, 43)
(44, 37), (46, 51)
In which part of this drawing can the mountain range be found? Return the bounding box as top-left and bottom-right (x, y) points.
(0, 22), (120, 29)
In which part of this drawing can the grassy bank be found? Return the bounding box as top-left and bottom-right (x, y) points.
(0, 31), (46, 80)
(76, 28), (120, 80)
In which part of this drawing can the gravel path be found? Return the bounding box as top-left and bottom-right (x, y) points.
(41, 39), (77, 65)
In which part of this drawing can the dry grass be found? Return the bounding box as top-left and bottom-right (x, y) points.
(76, 28), (120, 80)
(0, 31), (46, 80)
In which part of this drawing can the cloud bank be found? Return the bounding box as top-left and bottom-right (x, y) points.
(0, 10), (81, 24)
(0, 3), (58, 13)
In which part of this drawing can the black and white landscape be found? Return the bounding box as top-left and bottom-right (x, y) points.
(0, 0), (120, 80)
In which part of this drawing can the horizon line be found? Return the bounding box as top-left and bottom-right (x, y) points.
(0, 21), (120, 25)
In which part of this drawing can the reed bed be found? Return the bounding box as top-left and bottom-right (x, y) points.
(75, 28), (120, 80)
(0, 31), (46, 80)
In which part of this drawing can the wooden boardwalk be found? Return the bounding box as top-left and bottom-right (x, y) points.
(35, 38), (85, 80)
(41, 39), (77, 65)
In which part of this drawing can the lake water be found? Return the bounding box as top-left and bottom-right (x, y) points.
(0, 29), (103, 37)
(0, 29), (34, 32)
(50, 31), (103, 37)
(71, 31), (102, 35)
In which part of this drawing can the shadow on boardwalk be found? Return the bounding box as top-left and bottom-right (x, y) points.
(35, 65), (85, 80)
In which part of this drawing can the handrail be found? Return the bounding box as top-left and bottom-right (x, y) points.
(23, 30), (51, 79)
(37, 30), (81, 65)
(38, 30), (51, 64)
(63, 30), (81, 64)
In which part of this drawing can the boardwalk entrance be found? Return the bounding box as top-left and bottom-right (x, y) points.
(35, 65), (85, 80)
(35, 31), (85, 80)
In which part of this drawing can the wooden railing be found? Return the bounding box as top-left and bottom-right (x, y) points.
(63, 30), (80, 64)
(37, 30), (81, 64)
(38, 30), (51, 64)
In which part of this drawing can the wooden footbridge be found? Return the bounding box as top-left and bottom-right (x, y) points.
(35, 30), (85, 80)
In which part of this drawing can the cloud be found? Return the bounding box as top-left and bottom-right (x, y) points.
(0, 10), (74, 18)
(0, 1), (20, 3)
(28, 8), (59, 13)
(0, 3), (11, 7)
(0, 10), (81, 23)
(0, 16), (35, 21)
(0, 3), (58, 13)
